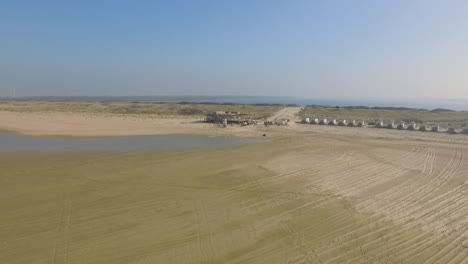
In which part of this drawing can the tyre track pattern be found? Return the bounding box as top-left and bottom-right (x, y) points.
(265, 141), (467, 263)
(53, 194), (72, 264)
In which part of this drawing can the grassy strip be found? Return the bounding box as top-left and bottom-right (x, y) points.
(0, 101), (283, 120)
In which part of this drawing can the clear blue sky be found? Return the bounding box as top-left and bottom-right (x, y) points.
(1, 0), (468, 99)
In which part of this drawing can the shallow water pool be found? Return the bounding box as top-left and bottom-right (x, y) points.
(0, 133), (262, 152)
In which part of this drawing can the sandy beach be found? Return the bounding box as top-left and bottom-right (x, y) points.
(0, 111), (258, 137)
(2, 107), (468, 263)
(5, 1), (468, 262)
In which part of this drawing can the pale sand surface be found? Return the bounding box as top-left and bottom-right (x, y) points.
(2, 108), (468, 263)
(0, 111), (218, 137)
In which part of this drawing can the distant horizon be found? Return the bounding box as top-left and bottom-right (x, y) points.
(2, 95), (468, 111)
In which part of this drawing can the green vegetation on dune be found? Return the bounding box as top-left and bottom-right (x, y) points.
(299, 106), (468, 126)
(0, 101), (282, 119)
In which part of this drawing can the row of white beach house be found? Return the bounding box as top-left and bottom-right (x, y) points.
(302, 118), (468, 134)
(302, 118), (366, 127)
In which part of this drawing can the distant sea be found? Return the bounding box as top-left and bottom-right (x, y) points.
(2, 96), (468, 111)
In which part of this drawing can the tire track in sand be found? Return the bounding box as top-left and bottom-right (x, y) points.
(349, 147), (464, 263)
(248, 172), (324, 263)
(315, 147), (465, 262)
(193, 200), (214, 263)
(53, 194), (72, 264)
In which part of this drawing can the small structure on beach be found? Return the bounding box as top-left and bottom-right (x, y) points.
(311, 118), (319, 124)
(275, 119), (289, 125)
(328, 119), (338, 126)
(431, 123), (440, 132)
(338, 120), (348, 126)
(462, 126), (468, 134)
(386, 121), (395, 129)
(397, 122), (406, 130)
(348, 120), (357, 127)
(206, 111), (249, 124)
(419, 123), (429, 131)
(407, 122), (418, 131)
(375, 121), (384, 128)
(448, 126), (458, 134)
(357, 120), (366, 127)
(302, 117), (310, 124)
(319, 118), (328, 125)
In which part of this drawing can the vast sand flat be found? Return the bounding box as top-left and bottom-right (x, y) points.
(2, 109), (468, 263)
(0, 107), (304, 137)
(0, 111), (259, 137)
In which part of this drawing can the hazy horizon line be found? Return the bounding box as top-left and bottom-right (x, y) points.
(1, 95), (467, 111)
(2, 94), (468, 101)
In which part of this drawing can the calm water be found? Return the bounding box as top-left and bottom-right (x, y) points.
(0, 133), (261, 152)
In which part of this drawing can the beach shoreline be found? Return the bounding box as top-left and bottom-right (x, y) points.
(1, 110), (466, 145)
(2, 106), (468, 263)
